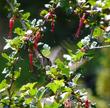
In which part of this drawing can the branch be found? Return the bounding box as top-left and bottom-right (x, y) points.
(6, 0), (14, 11)
(90, 44), (110, 50)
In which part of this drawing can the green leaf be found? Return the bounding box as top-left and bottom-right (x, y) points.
(7, 37), (23, 50)
(42, 49), (51, 57)
(22, 12), (30, 20)
(41, 44), (51, 57)
(72, 74), (81, 84)
(50, 67), (58, 75)
(29, 89), (36, 96)
(14, 70), (20, 79)
(63, 87), (72, 92)
(77, 41), (83, 48)
(0, 80), (7, 93)
(36, 100), (42, 108)
(47, 80), (64, 94)
(61, 67), (70, 77)
(55, 59), (70, 77)
(105, 38), (110, 43)
(44, 102), (60, 108)
(24, 98), (32, 104)
(14, 27), (25, 36)
(93, 27), (104, 37)
(88, 0), (96, 5)
(36, 87), (46, 100)
(40, 10), (48, 17)
(103, 0), (110, 9)
(55, 59), (64, 70)
(2, 53), (10, 61)
(20, 82), (37, 91)
(75, 51), (85, 61)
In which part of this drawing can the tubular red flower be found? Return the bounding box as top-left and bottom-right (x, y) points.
(8, 17), (15, 38)
(85, 99), (90, 108)
(29, 52), (33, 70)
(75, 13), (86, 37)
(34, 32), (41, 49)
(51, 17), (55, 32)
(45, 11), (55, 32)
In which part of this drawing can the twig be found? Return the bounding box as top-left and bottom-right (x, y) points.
(90, 44), (110, 50)
(6, 0), (14, 11)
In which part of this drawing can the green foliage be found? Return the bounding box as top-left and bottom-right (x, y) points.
(47, 80), (64, 93)
(44, 102), (60, 108)
(22, 12), (30, 20)
(93, 27), (104, 37)
(0, 0), (110, 107)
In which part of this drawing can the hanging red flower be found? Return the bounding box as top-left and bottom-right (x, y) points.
(75, 13), (86, 37)
(85, 98), (90, 108)
(8, 17), (15, 38)
(34, 31), (41, 49)
(29, 51), (33, 71)
(51, 16), (55, 32)
(45, 11), (55, 32)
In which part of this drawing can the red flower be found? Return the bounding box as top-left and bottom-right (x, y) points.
(75, 13), (86, 37)
(85, 98), (90, 108)
(8, 17), (15, 38)
(51, 16), (55, 32)
(34, 32), (41, 49)
(45, 11), (55, 32)
(29, 52), (33, 70)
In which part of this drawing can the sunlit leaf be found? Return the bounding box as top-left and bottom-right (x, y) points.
(47, 80), (64, 93)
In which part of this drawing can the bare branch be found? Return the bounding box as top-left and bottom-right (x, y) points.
(90, 44), (110, 50)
